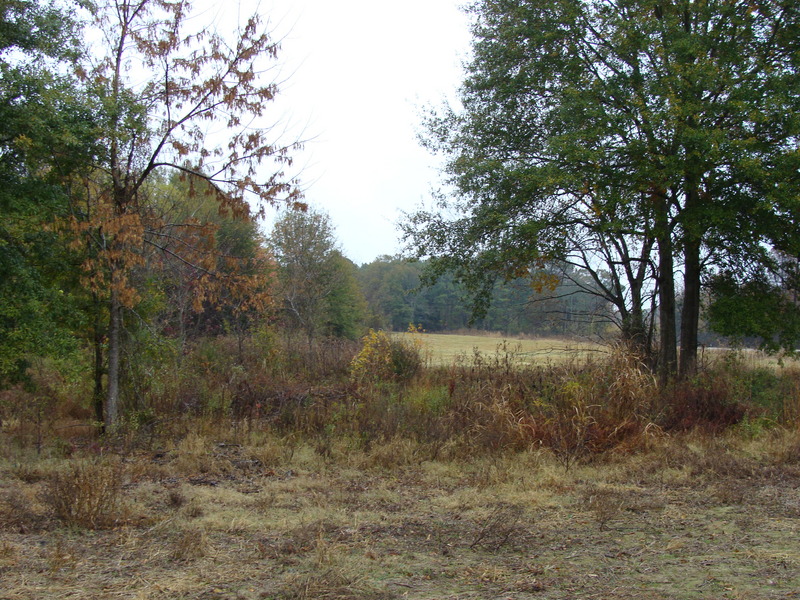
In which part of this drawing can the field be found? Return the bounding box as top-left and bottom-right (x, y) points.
(400, 331), (799, 370)
(2, 429), (800, 600)
(2, 333), (800, 599)
(396, 332), (605, 367)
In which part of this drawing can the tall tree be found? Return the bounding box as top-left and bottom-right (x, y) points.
(406, 0), (800, 381)
(270, 208), (365, 340)
(0, 0), (95, 384)
(71, 0), (301, 428)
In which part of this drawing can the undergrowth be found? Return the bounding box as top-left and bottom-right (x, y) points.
(2, 331), (800, 471)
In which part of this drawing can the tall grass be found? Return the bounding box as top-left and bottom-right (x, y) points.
(5, 329), (800, 462)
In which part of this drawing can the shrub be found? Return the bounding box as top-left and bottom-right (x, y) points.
(350, 329), (421, 387)
(40, 461), (123, 529)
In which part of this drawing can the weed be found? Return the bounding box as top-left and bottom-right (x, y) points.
(0, 540), (17, 564)
(469, 503), (525, 550)
(40, 460), (123, 529)
(0, 487), (42, 530)
(170, 525), (209, 561)
(581, 484), (627, 530)
(46, 537), (80, 575)
(276, 569), (393, 600)
(167, 489), (186, 509)
(350, 329), (421, 388)
(364, 436), (421, 470)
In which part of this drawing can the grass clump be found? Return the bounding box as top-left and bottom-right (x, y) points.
(350, 329), (422, 388)
(40, 460), (123, 529)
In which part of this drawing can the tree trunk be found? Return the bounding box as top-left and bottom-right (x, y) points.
(654, 188), (677, 385)
(680, 235), (702, 378)
(93, 295), (105, 429)
(620, 292), (648, 358)
(105, 284), (122, 430)
(657, 239), (678, 385)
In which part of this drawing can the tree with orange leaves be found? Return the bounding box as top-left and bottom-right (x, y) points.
(69, 0), (302, 429)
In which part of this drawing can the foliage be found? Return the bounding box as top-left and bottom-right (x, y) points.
(349, 329), (422, 387)
(357, 256), (612, 337)
(0, 0), (95, 384)
(270, 208), (365, 340)
(708, 254), (800, 354)
(406, 0), (800, 379)
(61, 0), (301, 427)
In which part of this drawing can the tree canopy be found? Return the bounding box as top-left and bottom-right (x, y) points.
(0, 0), (95, 385)
(406, 0), (800, 379)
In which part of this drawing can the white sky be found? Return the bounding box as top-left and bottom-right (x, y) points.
(255, 0), (473, 265)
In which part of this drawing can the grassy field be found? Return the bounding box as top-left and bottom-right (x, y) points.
(395, 332), (606, 367)
(397, 331), (800, 370)
(2, 428), (800, 600)
(3, 332), (800, 599)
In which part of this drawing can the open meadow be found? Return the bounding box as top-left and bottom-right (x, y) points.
(395, 332), (606, 367)
(2, 333), (800, 599)
(399, 331), (799, 371)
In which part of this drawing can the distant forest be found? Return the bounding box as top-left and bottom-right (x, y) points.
(356, 257), (613, 338)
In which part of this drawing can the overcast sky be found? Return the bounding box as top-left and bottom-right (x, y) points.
(255, 0), (473, 265)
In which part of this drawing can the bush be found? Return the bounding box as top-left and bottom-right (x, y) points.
(40, 461), (123, 529)
(350, 330), (422, 387)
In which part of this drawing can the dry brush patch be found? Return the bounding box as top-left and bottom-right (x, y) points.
(1, 426), (799, 599)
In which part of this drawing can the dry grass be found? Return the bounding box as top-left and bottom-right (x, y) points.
(39, 460), (124, 529)
(4, 334), (800, 598)
(395, 332), (604, 366)
(2, 425), (800, 600)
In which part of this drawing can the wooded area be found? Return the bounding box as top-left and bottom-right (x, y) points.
(1, 0), (799, 432)
(3, 5), (800, 598)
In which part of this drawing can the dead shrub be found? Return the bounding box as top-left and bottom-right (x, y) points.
(580, 484), (628, 530)
(0, 487), (43, 530)
(170, 526), (210, 560)
(445, 384), (535, 453)
(40, 461), (123, 529)
(469, 503), (525, 550)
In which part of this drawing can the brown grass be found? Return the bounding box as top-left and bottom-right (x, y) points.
(2, 426), (800, 599)
(4, 333), (800, 597)
(39, 460), (124, 529)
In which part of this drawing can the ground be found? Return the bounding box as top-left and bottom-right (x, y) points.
(1, 429), (799, 600)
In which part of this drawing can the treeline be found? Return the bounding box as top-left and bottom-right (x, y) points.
(4, 0), (798, 434)
(0, 0), (610, 431)
(265, 207), (615, 340)
(357, 257), (611, 337)
(0, 0), (306, 428)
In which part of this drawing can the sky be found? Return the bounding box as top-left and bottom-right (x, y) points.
(252, 0), (473, 265)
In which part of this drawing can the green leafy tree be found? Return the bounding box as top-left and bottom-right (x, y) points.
(708, 252), (800, 353)
(325, 253), (367, 340)
(406, 0), (800, 381)
(0, 0), (95, 384)
(357, 257), (424, 331)
(270, 208), (365, 340)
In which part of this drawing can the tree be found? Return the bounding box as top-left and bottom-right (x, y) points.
(136, 171), (274, 352)
(708, 251), (800, 353)
(406, 0), (800, 381)
(324, 253), (367, 340)
(0, 0), (96, 384)
(70, 0), (301, 428)
(270, 208), (365, 341)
